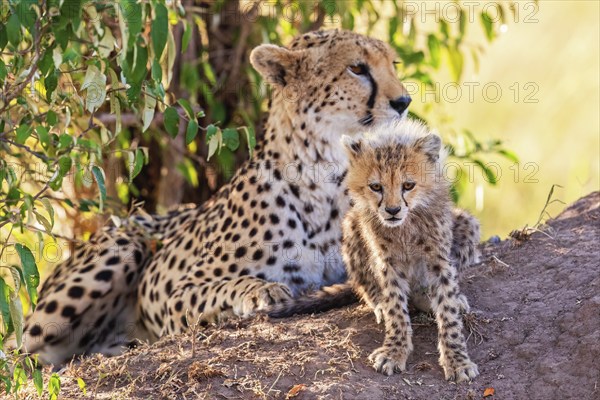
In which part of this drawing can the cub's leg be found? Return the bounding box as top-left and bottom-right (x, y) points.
(368, 263), (413, 376)
(428, 258), (479, 382)
(342, 226), (383, 322)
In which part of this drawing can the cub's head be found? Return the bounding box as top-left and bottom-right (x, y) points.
(343, 120), (446, 228)
(250, 30), (411, 136)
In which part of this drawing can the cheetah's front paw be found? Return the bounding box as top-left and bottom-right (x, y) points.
(240, 282), (293, 317)
(441, 358), (479, 383)
(368, 345), (409, 376)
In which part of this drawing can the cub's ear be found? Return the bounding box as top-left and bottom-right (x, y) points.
(341, 135), (363, 158)
(415, 134), (442, 163)
(250, 44), (297, 87)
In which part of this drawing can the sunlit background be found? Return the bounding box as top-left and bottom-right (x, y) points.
(414, 1), (600, 238)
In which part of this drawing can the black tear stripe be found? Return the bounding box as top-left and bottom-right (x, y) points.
(360, 64), (378, 126)
(365, 68), (378, 109)
(401, 191), (409, 207)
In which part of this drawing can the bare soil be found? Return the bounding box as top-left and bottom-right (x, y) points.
(30, 192), (600, 399)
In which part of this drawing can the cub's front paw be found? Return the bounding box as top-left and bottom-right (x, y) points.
(368, 345), (409, 376)
(441, 357), (479, 383)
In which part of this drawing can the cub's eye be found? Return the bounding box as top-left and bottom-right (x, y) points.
(348, 64), (368, 75)
(402, 182), (416, 191)
(369, 183), (383, 192)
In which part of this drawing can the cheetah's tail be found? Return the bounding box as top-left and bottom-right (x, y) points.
(267, 283), (358, 318)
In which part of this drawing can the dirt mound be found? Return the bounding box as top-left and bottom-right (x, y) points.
(48, 192), (600, 399)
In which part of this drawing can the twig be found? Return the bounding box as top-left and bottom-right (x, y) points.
(0, 224), (15, 262)
(0, 137), (50, 161)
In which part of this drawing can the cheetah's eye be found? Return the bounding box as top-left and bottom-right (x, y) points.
(369, 183), (383, 192)
(402, 182), (416, 191)
(348, 63), (368, 76)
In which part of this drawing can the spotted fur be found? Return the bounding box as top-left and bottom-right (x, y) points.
(17, 30), (413, 364)
(342, 120), (479, 382)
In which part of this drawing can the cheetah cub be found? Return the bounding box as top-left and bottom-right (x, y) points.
(341, 120), (479, 382)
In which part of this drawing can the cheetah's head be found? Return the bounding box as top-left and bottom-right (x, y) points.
(250, 30), (411, 137)
(342, 120), (446, 228)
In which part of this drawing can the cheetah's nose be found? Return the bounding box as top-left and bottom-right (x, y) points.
(389, 96), (412, 115)
(385, 206), (402, 216)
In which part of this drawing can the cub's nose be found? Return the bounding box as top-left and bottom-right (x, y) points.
(389, 96), (412, 115)
(385, 206), (402, 216)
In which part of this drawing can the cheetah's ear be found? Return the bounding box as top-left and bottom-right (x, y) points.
(415, 134), (442, 163)
(341, 135), (363, 158)
(250, 44), (297, 87)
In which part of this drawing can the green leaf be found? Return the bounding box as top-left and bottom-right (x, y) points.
(46, 111), (58, 126)
(33, 369), (44, 396)
(222, 128), (240, 151)
(131, 149), (144, 180)
(45, 72), (58, 101)
(0, 278), (14, 334)
(185, 120), (198, 145)
(59, 134), (73, 149)
(6, 187), (20, 206)
(473, 159), (498, 184)
(481, 12), (495, 41)
(181, 20), (192, 54)
(121, 0), (142, 47)
(36, 125), (50, 149)
(39, 50), (54, 76)
(16, 125), (32, 144)
(48, 373), (61, 400)
(6, 13), (22, 47)
(151, 3), (169, 59)
(0, 59), (6, 81)
(34, 210), (53, 234)
(164, 106), (180, 138)
(91, 166), (106, 210)
(447, 46), (464, 82)
(77, 377), (87, 395)
(9, 294), (23, 347)
(459, 9), (467, 39)
(41, 197), (55, 227)
(205, 124), (218, 141)
(498, 149), (519, 163)
(151, 59), (162, 82)
(49, 156), (72, 190)
(177, 98), (194, 120)
(15, 244), (40, 309)
(0, 23), (7, 50)
(427, 34), (440, 69)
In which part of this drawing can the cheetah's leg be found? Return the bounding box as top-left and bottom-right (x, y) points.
(428, 259), (479, 382)
(163, 276), (292, 334)
(368, 264), (413, 376)
(450, 209), (481, 273)
(343, 234), (383, 323)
